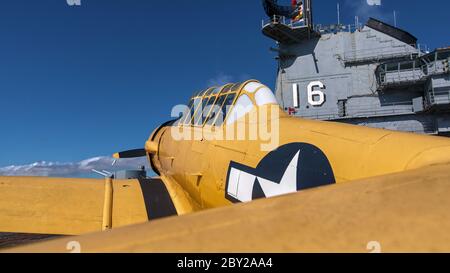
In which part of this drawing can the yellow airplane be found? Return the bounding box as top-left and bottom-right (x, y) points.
(2, 80), (450, 252)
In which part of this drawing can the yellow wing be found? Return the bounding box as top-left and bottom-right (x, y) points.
(5, 162), (450, 253)
(0, 177), (177, 236)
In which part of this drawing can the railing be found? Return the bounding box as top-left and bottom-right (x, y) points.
(297, 111), (340, 121)
(379, 68), (427, 86)
(347, 100), (413, 118)
(428, 90), (450, 105)
(426, 61), (446, 75)
(378, 59), (446, 88)
(344, 44), (419, 63)
(296, 100), (414, 121)
(262, 17), (364, 34)
(314, 23), (363, 34)
(261, 15), (307, 29)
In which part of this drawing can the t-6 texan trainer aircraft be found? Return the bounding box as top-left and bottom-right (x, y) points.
(2, 80), (450, 252)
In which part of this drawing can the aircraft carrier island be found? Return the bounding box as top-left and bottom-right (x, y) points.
(263, 0), (450, 135)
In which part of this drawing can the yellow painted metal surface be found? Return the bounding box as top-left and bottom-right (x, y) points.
(0, 177), (149, 235)
(159, 174), (200, 215)
(6, 163), (450, 253)
(102, 177), (113, 231)
(111, 180), (149, 229)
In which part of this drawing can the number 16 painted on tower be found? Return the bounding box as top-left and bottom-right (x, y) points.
(292, 81), (326, 107)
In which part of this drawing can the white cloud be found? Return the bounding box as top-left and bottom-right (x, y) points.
(0, 156), (150, 177)
(366, 0), (381, 6)
(207, 72), (234, 87)
(206, 73), (253, 87)
(345, 0), (390, 23)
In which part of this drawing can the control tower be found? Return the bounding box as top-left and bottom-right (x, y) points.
(262, 0), (450, 135)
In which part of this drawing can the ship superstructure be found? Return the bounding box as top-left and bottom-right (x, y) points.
(262, 0), (450, 135)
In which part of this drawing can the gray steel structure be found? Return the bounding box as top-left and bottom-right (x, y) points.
(262, 11), (450, 135)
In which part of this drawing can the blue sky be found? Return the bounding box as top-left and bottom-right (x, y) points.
(0, 0), (448, 174)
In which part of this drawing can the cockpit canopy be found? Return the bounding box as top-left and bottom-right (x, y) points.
(177, 80), (278, 127)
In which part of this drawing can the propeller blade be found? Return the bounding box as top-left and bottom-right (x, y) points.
(113, 149), (147, 159)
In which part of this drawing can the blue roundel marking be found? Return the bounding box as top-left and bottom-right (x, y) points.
(225, 143), (336, 203)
